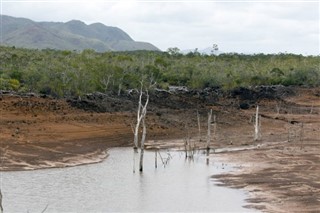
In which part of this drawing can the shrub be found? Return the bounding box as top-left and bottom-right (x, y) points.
(0, 78), (9, 90)
(8, 79), (20, 90)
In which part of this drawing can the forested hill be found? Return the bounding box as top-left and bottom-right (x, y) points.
(0, 46), (319, 97)
(1, 15), (159, 52)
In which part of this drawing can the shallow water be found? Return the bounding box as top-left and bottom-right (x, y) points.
(1, 148), (254, 212)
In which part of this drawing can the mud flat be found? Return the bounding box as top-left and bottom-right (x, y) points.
(211, 88), (320, 212)
(212, 138), (320, 212)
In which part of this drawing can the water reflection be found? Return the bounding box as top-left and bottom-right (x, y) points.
(1, 148), (254, 212)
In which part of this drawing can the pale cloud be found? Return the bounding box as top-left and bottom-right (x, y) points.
(1, 0), (319, 55)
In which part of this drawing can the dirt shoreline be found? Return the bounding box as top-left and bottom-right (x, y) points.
(212, 138), (320, 212)
(0, 87), (319, 211)
(210, 88), (320, 212)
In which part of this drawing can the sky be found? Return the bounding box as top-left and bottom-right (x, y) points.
(0, 0), (319, 55)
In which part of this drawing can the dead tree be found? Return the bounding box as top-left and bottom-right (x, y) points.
(133, 84), (149, 150)
(299, 122), (304, 150)
(197, 110), (201, 142)
(184, 137), (188, 158)
(139, 117), (147, 172)
(310, 103), (314, 114)
(254, 105), (261, 141)
(41, 204), (49, 213)
(100, 74), (113, 93)
(132, 82), (149, 172)
(155, 150), (158, 169)
(0, 188), (3, 213)
(213, 115), (217, 142)
(133, 149), (136, 173)
(207, 109), (212, 151)
(206, 149), (210, 165)
(133, 86), (143, 150)
(0, 147), (7, 213)
(275, 100), (281, 116)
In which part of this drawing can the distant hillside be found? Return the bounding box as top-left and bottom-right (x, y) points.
(1, 15), (159, 52)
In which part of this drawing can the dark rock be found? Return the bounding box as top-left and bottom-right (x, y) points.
(239, 102), (250, 110)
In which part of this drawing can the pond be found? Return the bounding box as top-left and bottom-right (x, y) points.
(1, 148), (254, 212)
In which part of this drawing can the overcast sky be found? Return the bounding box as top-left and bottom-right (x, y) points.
(1, 0), (319, 55)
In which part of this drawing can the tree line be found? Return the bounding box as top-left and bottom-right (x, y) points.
(0, 46), (319, 97)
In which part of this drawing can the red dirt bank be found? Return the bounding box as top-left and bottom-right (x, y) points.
(0, 87), (319, 212)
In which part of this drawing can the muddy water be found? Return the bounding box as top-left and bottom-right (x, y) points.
(1, 148), (254, 212)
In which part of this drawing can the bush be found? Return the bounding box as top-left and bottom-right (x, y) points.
(8, 79), (20, 91)
(0, 78), (9, 90)
(0, 78), (20, 91)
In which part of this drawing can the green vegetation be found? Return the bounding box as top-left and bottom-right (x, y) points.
(0, 46), (319, 97)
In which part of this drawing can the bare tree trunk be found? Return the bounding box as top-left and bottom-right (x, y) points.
(197, 110), (201, 142)
(155, 150), (158, 169)
(133, 124), (140, 151)
(41, 204), (49, 213)
(254, 105), (260, 141)
(132, 83), (149, 172)
(158, 151), (166, 167)
(101, 75), (112, 93)
(0, 188), (3, 213)
(287, 117), (292, 142)
(207, 109), (212, 150)
(300, 123), (304, 150)
(213, 114), (216, 142)
(0, 148), (4, 213)
(184, 137), (188, 158)
(133, 149), (136, 173)
(133, 86), (143, 172)
(133, 85), (143, 150)
(310, 103), (314, 114)
(139, 118), (147, 172)
(275, 100), (281, 116)
(117, 79), (123, 96)
(188, 143), (192, 159)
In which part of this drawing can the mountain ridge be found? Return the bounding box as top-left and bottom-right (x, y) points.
(1, 15), (159, 52)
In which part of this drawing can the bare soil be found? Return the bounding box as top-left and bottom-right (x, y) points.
(0, 87), (319, 212)
(212, 88), (320, 212)
(0, 93), (190, 170)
